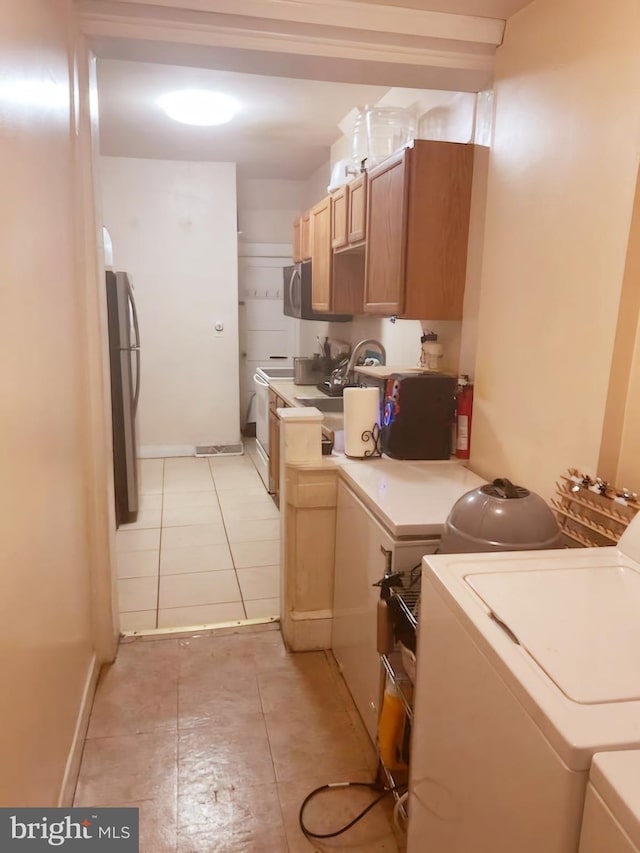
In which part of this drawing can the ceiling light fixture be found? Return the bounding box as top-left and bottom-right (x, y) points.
(157, 89), (241, 126)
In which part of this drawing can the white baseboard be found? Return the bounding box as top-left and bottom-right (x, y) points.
(138, 445), (195, 458)
(58, 653), (101, 807)
(138, 444), (246, 459)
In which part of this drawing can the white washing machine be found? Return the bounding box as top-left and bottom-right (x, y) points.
(579, 751), (640, 853)
(407, 513), (640, 853)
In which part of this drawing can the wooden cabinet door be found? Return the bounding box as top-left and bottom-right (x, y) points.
(403, 140), (474, 320)
(348, 174), (367, 244)
(332, 250), (365, 314)
(363, 149), (409, 315)
(292, 217), (302, 263)
(310, 195), (332, 312)
(301, 212), (312, 261)
(331, 187), (348, 249)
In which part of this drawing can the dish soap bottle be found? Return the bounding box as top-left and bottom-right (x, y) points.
(419, 331), (443, 371)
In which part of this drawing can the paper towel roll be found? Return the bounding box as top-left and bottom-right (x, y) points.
(344, 387), (380, 458)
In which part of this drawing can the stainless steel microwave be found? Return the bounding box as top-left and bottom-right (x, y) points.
(283, 262), (351, 322)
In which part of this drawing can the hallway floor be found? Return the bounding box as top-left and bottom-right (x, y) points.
(74, 626), (400, 852)
(117, 445), (279, 631)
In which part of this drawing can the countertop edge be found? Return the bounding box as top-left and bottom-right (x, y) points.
(336, 463), (442, 538)
(265, 377), (345, 437)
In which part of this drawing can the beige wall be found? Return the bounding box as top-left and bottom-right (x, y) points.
(237, 178), (306, 245)
(0, 0), (113, 806)
(470, 0), (640, 500)
(100, 157), (240, 455)
(608, 170), (640, 490)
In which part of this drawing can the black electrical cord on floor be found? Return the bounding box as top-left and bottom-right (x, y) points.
(298, 780), (405, 840)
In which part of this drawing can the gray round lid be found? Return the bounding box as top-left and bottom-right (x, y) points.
(440, 478), (563, 553)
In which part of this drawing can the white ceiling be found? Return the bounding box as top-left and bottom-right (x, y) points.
(94, 0), (535, 180)
(97, 60), (389, 180)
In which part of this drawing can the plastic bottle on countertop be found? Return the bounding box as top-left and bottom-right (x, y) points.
(419, 332), (443, 371)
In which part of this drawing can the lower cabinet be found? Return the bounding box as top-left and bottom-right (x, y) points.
(332, 479), (438, 744)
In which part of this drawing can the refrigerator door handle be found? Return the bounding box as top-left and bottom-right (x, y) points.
(126, 277), (141, 414)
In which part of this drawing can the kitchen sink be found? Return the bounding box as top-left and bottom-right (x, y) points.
(295, 397), (344, 413)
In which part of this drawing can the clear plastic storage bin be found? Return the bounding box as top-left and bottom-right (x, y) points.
(365, 106), (416, 166)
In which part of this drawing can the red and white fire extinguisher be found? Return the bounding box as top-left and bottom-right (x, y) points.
(455, 375), (473, 459)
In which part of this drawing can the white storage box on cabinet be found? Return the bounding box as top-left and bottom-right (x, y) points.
(332, 479), (438, 744)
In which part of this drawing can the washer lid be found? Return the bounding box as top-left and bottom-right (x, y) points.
(466, 565), (640, 704)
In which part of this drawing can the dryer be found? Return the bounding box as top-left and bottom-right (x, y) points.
(579, 751), (640, 853)
(407, 513), (640, 853)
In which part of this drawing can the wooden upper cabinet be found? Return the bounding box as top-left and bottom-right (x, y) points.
(347, 173), (367, 244)
(332, 174), (367, 252)
(364, 140), (474, 319)
(292, 217), (302, 263)
(331, 186), (348, 250)
(310, 195), (332, 312)
(301, 211), (312, 261)
(363, 149), (408, 315)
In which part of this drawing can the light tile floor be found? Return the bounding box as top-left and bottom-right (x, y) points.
(117, 445), (280, 631)
(75, 626), (401, 853)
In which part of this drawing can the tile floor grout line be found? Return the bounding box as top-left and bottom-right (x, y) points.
(209, 452), (249, 621)
(175, 652), (182, 838)
(256, 671), (282, 796)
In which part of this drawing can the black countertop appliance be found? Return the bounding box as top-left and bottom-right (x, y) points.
(381, 372), (456, 460)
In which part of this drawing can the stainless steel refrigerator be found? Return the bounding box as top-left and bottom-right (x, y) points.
(106, 271), (140, 526)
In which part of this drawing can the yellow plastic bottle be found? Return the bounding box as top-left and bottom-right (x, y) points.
(378, 680), (408, 771)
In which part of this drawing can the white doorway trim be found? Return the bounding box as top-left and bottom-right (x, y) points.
(77, 0), (497, 92)
(76, 38), (120, 664)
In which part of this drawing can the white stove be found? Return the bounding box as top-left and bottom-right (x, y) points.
(408, 512), (640, 853)
(253, 364), (293, 489)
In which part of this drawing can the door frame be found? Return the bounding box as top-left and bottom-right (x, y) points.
(76, 37), (120, 663)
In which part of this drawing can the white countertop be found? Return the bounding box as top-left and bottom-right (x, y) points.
(267, 378), (326, 406)
(354, 365), (434, 379)
(339, 458), (486, 538)
(266, 377), (486, 538)
(265, 378), (345, 434)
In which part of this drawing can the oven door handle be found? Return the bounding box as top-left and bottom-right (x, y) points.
(253, 373), (270, 388)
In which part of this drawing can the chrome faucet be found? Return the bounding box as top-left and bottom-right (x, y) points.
(344, 339), (386, 383)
